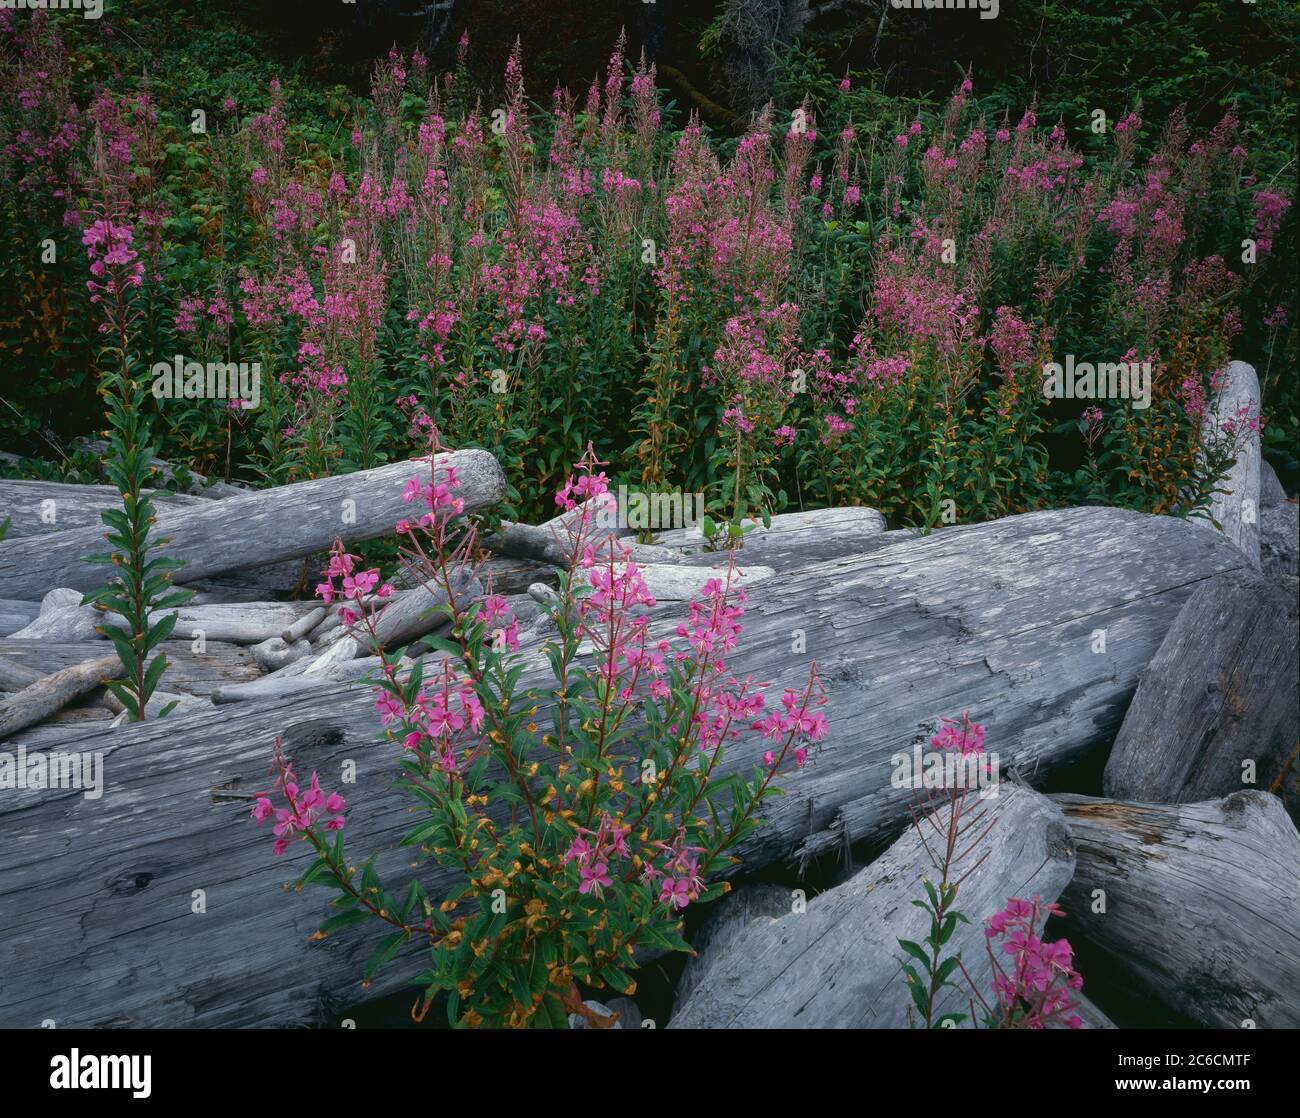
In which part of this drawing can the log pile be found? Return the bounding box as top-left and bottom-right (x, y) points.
(1, 423), (1296, 1030)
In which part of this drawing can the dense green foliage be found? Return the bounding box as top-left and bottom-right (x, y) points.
(1, 3), (1294, 524)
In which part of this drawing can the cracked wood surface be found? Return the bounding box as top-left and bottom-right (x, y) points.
(1054, 791), (1300, 1028)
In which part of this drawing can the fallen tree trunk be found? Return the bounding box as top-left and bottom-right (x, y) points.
(1103, 569), (1299, 819)
(658, 507), (888, 573)
(0, 640), (260, 696)
(13, 598), (322, 645)
(0, 656), (120, 740)
(0, 450), (507, 601)
(0, 479), (207, 539)
(72, 439), (250, 498)
(1053, 792), (1300, 1029)
(669, 785), (1077, 1028)
(0, 506), (1245, 1026)
(0, 598), (41, 638)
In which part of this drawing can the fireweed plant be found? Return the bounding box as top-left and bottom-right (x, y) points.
(896, 715), (1085, 1029)
(252, 447), (829, 1028)
(2, 18), (1293, 525)
(79, 129), (194, 721)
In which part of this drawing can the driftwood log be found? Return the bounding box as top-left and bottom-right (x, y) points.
(668, 785), (1077, 1028)
(1260, 459), (1288, 507)
(659, 507), (888, 573)
(1260, 501), (1299, 583)
(281, 607), (327, 645)
(0, 479), (207, 538)
(486, 494), (626, 568)
(11, 598), (323, 646)
(0, 640), (260, 696)
(1197, 360), (1261, 568)
(0, 506), (1245, 1026)
(0, 655), (120, 740)
(0, 654), (44, 691)
(1053, 792), (1300, 1028)
(72, 439), (249, 498)
(0, 450), (506, 601)
(369, 570), (481, 651)
(1103, 569), (1299, 818)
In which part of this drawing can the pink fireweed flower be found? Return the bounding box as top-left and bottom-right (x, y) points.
(250, 742), (347, 852)
(659, 877), (692, 910)
(985, 895), (1083, 1029)
(931, 713), (986, 756)
(579, 861), (612, 896)
(375, 692), (405, 727)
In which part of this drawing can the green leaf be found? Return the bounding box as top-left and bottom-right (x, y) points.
(318, 909), (372, 935)
(364, 931), (409, 980)
(897, 939), (930, 967)
(934, 953), (961, 987)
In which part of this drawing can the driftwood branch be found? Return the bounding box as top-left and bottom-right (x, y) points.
(0, 656), (120, 740)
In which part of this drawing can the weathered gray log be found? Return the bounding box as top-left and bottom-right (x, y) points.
(369, 570), (480, 651)
(1260, 459), (1288, 507)
(673, 882), (790, 1010)
(0, 450), (507, 601)
(9, 587), (102, 641)
(0, 479), (207, 539)
(72, 439), (249, 498)
(626, 562), (774, 601)
(657, 507), (888, 573)
(281, 607), (326, 645)
(0, 598), (40, 638)
(10, 596), (320, 646)
(486, 494), (627, 567)
(1103, 569), (1299, 819)
(1053, 791), (1300, 1028)
(141, 602), (320, 645)
(0, 506), (1245, 1026)
(1259, 501), (1298, 583)
(210, 654), (406, 705)
(250, 637), (314, 673)
(0, 654), (44, 691)
(0, 640), (260, 696)
(0, 655), (120, 739)
(1197, 360), (1261, 568)
(669, 785), (1077, 1028)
